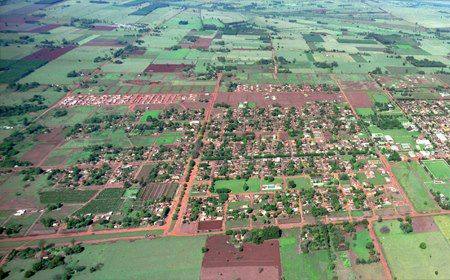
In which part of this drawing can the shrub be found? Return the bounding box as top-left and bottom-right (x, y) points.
(419, 242), (427, 249)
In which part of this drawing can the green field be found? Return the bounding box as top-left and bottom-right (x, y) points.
(392, 161), (439, 212)
(290, 176), (312, 190)
(375, 220), (450, 279)
(434, 215), (450, 241)
(213, 178), (260, 193)
(4, 235), (204, 279)
(140, 110), (162, 123)
(39, 189), (97, 204)
(280, 231), (334, 280)
(350, 229), (372, 260)
(422, 160), (450, 181)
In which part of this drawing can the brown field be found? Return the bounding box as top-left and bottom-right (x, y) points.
(28, 23), (60, 33)
(345, 92), (373, 108)
(412, 216), (439, 233)
(181, 37), (213, 50)
(201, 235), (282, 280)
(21, 143), (55, 165)
(216, 92), (343, 108)
(197, 220), (222, 232)
(91, 25), (116, 31)
(22, 45), (76, 61)
(21, 127), (64, 165)
(144, 64), (193, 73)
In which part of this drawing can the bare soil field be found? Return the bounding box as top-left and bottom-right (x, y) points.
(216, 92), (343, 107)
(201, 235), (281, 280)
(91, 25), (117, 31)
(21, 143), (55, 165)
(197, 220), (222, 232)
(412, 216), (439, 233)
(22, 45), (76, 61)
(29, 24), (60, 33)
(144, 64), (194, 73)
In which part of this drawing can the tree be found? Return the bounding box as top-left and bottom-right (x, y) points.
(388, 151), (401, 162)
(419, 242), (426, 249)
(287, 180), (296, 189)
(0, 267), (9, 279)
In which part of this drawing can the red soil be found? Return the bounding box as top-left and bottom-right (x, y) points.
(201, 235), (282, 280)
(181, 37), (213, 50)
(21, 127), (64, 165)
(128, 49), (146, 56)
(144, 64), (193, 73)
(91, 25), (117, 31)
(197, 220), (223, 232)
(36, 127), (64, 143)
(0, 15), (41, 24)
(28, 24), (60, 33)
(412, 216), (439, 233)
(345, 91), (373, 108)
(216, 92), (343, 108)
(21, 143), (55, 165)
(0, 23), (38, 32)
(22, 45), (76, 61)
(0, 190), (37, 211)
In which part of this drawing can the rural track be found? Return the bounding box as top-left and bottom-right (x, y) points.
(0, 224), (164, 245)
(368, 220), (393, 280)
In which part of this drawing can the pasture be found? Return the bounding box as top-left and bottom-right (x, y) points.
(375, 220), (450, 279)
(391, 161), (439, 213)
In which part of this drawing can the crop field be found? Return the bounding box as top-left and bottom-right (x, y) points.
(75, 188), (124, 215)
(39, 189), (97, 204)
(138, 183), (178, 200)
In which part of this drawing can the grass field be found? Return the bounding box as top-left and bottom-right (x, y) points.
(392, 161), (439, 212)
(434, 215), (450, 241)
(140, 110), (162, 123)
(422, 160), (450, 181)
(290, 176), (312, 190)
(69, 236), (206, 279)
(280, 231), (334, 280)
(213, 178), (260, 193)
(350, 229), (372, 260)
(375, 220), (450, 279)
(3, 233), (206, 280)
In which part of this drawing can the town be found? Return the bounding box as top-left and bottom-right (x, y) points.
(0, 0), (449, 279)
